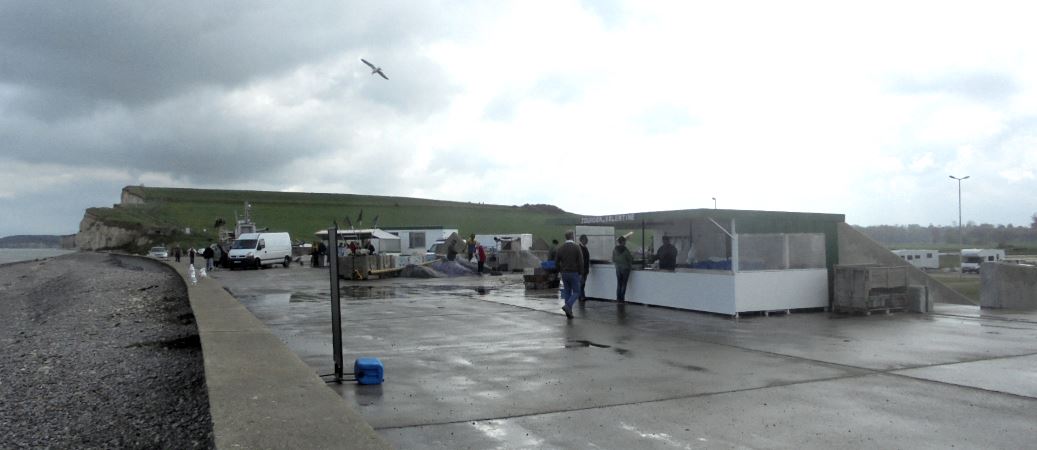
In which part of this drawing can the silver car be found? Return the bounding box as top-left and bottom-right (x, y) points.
(148, 246), (169, 259)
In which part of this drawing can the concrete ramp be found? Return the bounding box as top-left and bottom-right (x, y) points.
(837, 223), (975, 305)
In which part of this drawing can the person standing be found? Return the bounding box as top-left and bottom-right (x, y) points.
(212, 244), (223, 270)
(547, 239), (559, 261)
(578, 234), (591, 301)
(554, 231), (584, 319)
(654, 235), (679, 271)
(203, 245), (215, 271)
(476, 243), (487, 274)
(612, 236), (634, 302)
(218, 243), (229, 268)
(188, 247), (196, 266)
(317, 240), (327, 267)
(467, 234), (476, 262)
(173, 245), (182, 263)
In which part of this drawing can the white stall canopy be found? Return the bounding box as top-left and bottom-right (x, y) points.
(314, 228), (402, 253)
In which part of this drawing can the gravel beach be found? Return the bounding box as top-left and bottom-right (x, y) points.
(0, 252), (213, 449)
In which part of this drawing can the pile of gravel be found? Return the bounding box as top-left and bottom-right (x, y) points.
(398, 264), (443, 278)
(0, 252), (213, 449)
(429, 260), (477, 277)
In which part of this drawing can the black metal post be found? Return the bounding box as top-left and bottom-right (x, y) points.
(328, 226), (343, 381)
(641, 218), (646, 270)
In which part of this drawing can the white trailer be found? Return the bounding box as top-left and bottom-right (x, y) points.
(382, 227), (458, 256)
(961, 248), (1005, 274)
(474, 233), (533, 252)
(892, 249), (939, 270)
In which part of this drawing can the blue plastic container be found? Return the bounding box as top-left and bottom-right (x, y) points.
(540, 260), (557, 270)
(354, 357), (384, 385)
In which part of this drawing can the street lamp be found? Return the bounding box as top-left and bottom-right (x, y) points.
(712, 197), (717, 209)
(949, 175), (969, 272)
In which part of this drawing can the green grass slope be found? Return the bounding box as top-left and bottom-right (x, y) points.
(94, 186), (583, 249)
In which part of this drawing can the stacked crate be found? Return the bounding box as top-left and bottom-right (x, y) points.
(834, 265), (909, 315)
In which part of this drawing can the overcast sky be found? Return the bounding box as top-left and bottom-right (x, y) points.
(2, 1), (1036, 236)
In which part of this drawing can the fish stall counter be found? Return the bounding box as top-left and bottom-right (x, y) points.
(583, 264), (829, 317)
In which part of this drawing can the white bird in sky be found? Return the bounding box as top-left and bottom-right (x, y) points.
(361, 58), (389, 80)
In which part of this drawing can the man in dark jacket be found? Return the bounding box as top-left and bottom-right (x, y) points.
(613, 236), (633, 302)
(554, 231), (584, 319)
(202, 245), (215, 271)
(654, 235), (678, 271)
(578, 234), (591, 301)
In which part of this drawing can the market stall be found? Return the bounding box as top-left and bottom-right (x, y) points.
(580, 209), (843, 317)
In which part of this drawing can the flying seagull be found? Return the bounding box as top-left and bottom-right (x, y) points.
(361, 58), (389, 80)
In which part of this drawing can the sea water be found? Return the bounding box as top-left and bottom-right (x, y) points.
(0, 248), (76, 265)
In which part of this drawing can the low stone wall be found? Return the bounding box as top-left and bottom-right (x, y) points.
(981, 262), (1037, 309)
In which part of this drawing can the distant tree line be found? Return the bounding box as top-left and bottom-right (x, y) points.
(0, 235), (64, 248)
(856, 214), (1037, 249)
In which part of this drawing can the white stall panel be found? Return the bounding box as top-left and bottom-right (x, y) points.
(734, 269), (829, 312)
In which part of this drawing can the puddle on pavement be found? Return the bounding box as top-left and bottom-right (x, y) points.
(664, 360), (707, 372)
(565, 339), (631, 356)
(566, 339), (611, 349)
(289, 292), (327, 303)
(343, 286), (397, 299)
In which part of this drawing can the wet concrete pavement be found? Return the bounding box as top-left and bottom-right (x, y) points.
(211, 267), (1037, 449)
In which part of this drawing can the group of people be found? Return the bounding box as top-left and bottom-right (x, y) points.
(171, 243), (227, 271)
(552, 232), (595, 319)
(553, 233), (682, 320)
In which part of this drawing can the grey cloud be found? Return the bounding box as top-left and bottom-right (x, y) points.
(0, 1), (471, 187)
(1, 89), (337, 184)
(887, 72), (1019, 103)
(0, 179), (124, 236)
(0, 2), (466, 113)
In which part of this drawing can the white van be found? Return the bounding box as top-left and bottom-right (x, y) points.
(961, 248), (1005, 274)
(228, 232), (293, 269)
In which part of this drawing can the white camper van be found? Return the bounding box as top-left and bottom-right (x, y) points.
(960, 248), (1005, 274)
(892, 249), (939, 270)
(228, 232), (293, 269)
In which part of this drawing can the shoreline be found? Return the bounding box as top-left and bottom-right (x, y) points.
(0, 252), (213, 448)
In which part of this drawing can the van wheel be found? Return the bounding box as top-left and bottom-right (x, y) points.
(283, 256), (291, 268)
(255, 259), (263, 270)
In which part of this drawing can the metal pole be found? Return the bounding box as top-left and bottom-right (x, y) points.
(328, 226), (343, 381)
(958, 179), (962, 249)
(641, 218), (646, 270)
(949, 175), (969, 276)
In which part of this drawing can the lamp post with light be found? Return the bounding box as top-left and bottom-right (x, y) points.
(712, 197), (716, 209)
(949, 175), (969, 273)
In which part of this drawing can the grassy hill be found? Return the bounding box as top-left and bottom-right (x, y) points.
(90, 186), (584, 250)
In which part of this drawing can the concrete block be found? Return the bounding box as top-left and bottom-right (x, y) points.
(981, 262), (1037, 309)
(906, 285), (931, 313)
